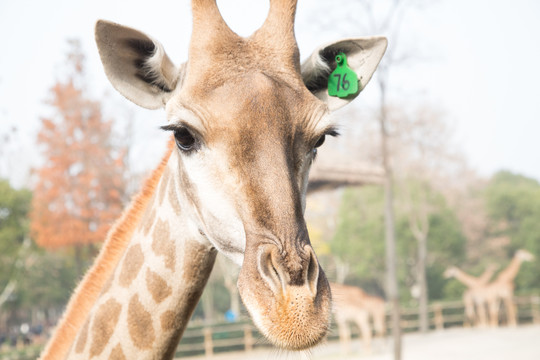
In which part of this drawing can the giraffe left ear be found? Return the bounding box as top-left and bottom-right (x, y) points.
(95, 20), (181, 110)
(301, 37), (387, 112)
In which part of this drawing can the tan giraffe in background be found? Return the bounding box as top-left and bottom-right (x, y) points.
(39, 0), (387, 359)
(480, 249), (535, 327)
(330, 283), (386, 354)
(444, 264), (497, 327)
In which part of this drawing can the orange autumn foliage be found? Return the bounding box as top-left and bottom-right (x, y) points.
(31, 41), (127, 249)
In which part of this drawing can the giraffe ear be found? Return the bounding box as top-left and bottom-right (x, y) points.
(95, 20), (182, 109)
(301, 37), (387, 112)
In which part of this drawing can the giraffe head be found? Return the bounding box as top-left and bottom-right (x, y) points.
(515, 249), (535, 262)
(443, 266), (458, 279)
(95, 0), (386, 350)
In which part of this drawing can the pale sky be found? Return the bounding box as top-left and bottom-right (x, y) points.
(0, 0), (539, 187)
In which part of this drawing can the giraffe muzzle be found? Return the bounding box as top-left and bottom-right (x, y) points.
(238, 242), (331, 350)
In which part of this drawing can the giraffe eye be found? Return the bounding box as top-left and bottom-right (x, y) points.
(174, 128), (197, 152)
(311, 135), (326, 159)
(314, 135), (326, 148)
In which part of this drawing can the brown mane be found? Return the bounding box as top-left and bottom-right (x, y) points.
(40, 139), (174, 360)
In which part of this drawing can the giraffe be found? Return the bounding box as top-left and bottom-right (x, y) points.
(480, 249), (535, 327)
(330, 283), (386, 354)
(444, 264), (497, 327)
(39, 1), (387, 359)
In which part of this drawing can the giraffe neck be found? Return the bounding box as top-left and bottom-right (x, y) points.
(451, 268), (485, 289)
(67, 150), (217, 360)
(41, 144), (217, 360)
(494, 256), (523, 284)
(477, 266), (496, 285)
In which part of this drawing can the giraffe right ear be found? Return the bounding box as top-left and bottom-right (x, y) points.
(301, 37), (387, 112)
(95, 20), (181, 109)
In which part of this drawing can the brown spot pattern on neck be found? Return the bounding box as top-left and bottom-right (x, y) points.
(109, 344), (127, 360)
(160, 310), (183, 331)
(119, 244), (144, 288)
(151, 218), (176, 271)
(127, 294), (155, 349)
(146, 269), (172, 303)
(74, 317), (90, 354)
(141, 206), (157, 237)
(89, 298), (122, 357)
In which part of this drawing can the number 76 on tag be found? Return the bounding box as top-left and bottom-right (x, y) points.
(328, 53), (359, 98)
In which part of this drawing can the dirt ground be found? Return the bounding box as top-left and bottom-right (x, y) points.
(180, 324), (540, 360)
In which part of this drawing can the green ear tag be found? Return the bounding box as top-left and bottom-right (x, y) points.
(328, 53), (359, 98)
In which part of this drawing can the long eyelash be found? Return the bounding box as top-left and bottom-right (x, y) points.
(160, 124), (181, 132)
(325, 126), (340, 137)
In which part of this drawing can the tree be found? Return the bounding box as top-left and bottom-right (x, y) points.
(332, 186), (386, 293)
(388, 104), (464, 333)
(0, 179), (88, 332)
(30, 40), (127, 251)
(332, 183), (467, 301)
(400, 178), (432, 332)
(0, 179), (32, 311)
(484, 171), (540, 292)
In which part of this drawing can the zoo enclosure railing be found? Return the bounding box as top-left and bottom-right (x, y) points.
(2, 295), (538, 360)
(174, 294), (540, 358)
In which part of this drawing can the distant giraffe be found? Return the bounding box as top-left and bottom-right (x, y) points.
(39, 0), (387, 359)
(480, 249), (535, 327)
(447, 250), (535, 328)
(444, 264), (497, 327)
(330, 283), (386, 354)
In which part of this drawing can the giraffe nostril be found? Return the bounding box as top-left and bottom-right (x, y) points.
(271, 262), (280, 281)
(304, 246), (320, 297)
(257, 245), (320, 297)
(258, 246), (286, 294)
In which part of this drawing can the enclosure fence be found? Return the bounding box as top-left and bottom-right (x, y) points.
(2, 295), (539, 360)
(174, 294), (540, 358)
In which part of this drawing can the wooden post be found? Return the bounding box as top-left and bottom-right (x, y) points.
(204, 327), (213, 357)
(532, 296), (540, 324)
(244, 325), (253, 352)
(434, 304), (444, 330)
